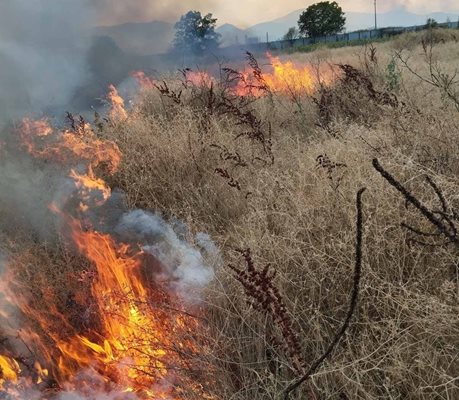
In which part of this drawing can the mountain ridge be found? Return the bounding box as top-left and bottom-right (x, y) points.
(94, 7), (459, 54)
(221, 6), (459, 44)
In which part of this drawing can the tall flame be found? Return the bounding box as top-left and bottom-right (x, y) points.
(107, 84), (128, 121)
(0, 90), (211, 399)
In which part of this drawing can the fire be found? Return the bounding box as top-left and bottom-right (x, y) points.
(69, 168), (112, 210)
(107, 84), (128, 120)
(131, 71), (157, 90)
(0, 221), (203, 397)
(18, 118), (121, 175)
(111, 52), (338, 114)
(264, 54), (316, 95)
(235, 53), (335, 97)
(131, 55), (333, 101)
(0, 356), (20, 386)
(184, 71), (213, 88)
(36, 218), (200, 398)
(0, 107), (212, 398)
(18, 118), (53, 153)
(67, 223), (176, 389)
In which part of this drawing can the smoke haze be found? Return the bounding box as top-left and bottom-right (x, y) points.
(1, 0), (456, 122)
(116, 210), (216, 302)
(90, 0), (216, 26)
(88, 0), (459, 27)
(0, 0), (96, 121)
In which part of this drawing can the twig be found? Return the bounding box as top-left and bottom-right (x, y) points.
(283, 188), (366, 399)
(372, 159), (458, 244)
(425, 176), (448, 213)
(400, 222), (440, 237)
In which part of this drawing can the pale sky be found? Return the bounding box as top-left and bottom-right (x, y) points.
(92, 0), (459, 27)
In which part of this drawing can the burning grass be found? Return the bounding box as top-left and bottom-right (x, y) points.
(1, 32), (459, 399)
(132, 52), (336, 100)
(0, 103), (216, 399)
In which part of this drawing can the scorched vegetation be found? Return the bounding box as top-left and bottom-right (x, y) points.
(1, 29), (459, 399)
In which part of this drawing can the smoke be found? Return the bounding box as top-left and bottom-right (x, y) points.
(0, 150), (219, 398)
(58, 393), (138, 400)
(57, 370), (140, 400)
(0, 152), (74, 240)
(0, 253), (16, 333)
(0, 2), (219, 397)
(89, 1), (459, 27)
(6, 0), (445, 123)
(338, 0), (459, 13)
(116, 210), (216, 301)
(0, 0), (96, 122)
(5, 370), (141, 400)
(90, 0), (217, 26)
(0, 0), (221, 122)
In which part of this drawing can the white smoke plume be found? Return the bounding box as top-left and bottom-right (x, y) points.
(56, 370), (140, 400)
(58, 393), (138, 400)
(116, 210), (217, 302)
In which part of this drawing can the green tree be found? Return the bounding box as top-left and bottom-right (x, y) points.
(173, 11), (221, 55)
(298, 1), (346, 38)
(425, 18), (438, 29)
(283, 27), (300, 44)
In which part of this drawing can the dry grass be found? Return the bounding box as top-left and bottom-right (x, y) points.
(102, 32), (459, 399)
(390, 28), (459, 51)
(3, 30), (459, 399)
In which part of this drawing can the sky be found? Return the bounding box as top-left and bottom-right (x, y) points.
(91, 0), (459, 27)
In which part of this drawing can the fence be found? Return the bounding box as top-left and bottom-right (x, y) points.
(221, 20), (459, 54)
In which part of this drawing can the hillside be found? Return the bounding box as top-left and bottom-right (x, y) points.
(93, 7), (459, 54)
(218, 6), (459, 44)
(95, 20), (174, 55)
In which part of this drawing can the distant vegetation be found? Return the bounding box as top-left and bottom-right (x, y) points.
(298, 1), (346, 37)
(425, 17), (439, 29)
(283, 27), (300, 44)
(278, 22), (459, 55)
(173, 10), (221, 55)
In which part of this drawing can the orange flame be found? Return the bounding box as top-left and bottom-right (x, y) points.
(68, 223), (172, 388)
(131, 71), (157, 90)
(18, 118), (121, 175)
(185, 71), (214, 88)
(131, 56), (333, 100)
(0, 226), (200, 398)
(265, 54), (316, 94)
(0, 356), (20, 387)
(235, 53), (334, 97)
(107, 84), (128, 120)
(18, 118), (53, 153)
(1, 115), (211, 399)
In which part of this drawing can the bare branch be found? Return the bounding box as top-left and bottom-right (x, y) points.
(372, 159), (458, 244)
(283, 188), (366, 399)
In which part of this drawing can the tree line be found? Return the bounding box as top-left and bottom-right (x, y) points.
(173, 1), (346, 55)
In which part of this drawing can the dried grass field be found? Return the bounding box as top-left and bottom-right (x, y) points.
(1, 28), (459, 399)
